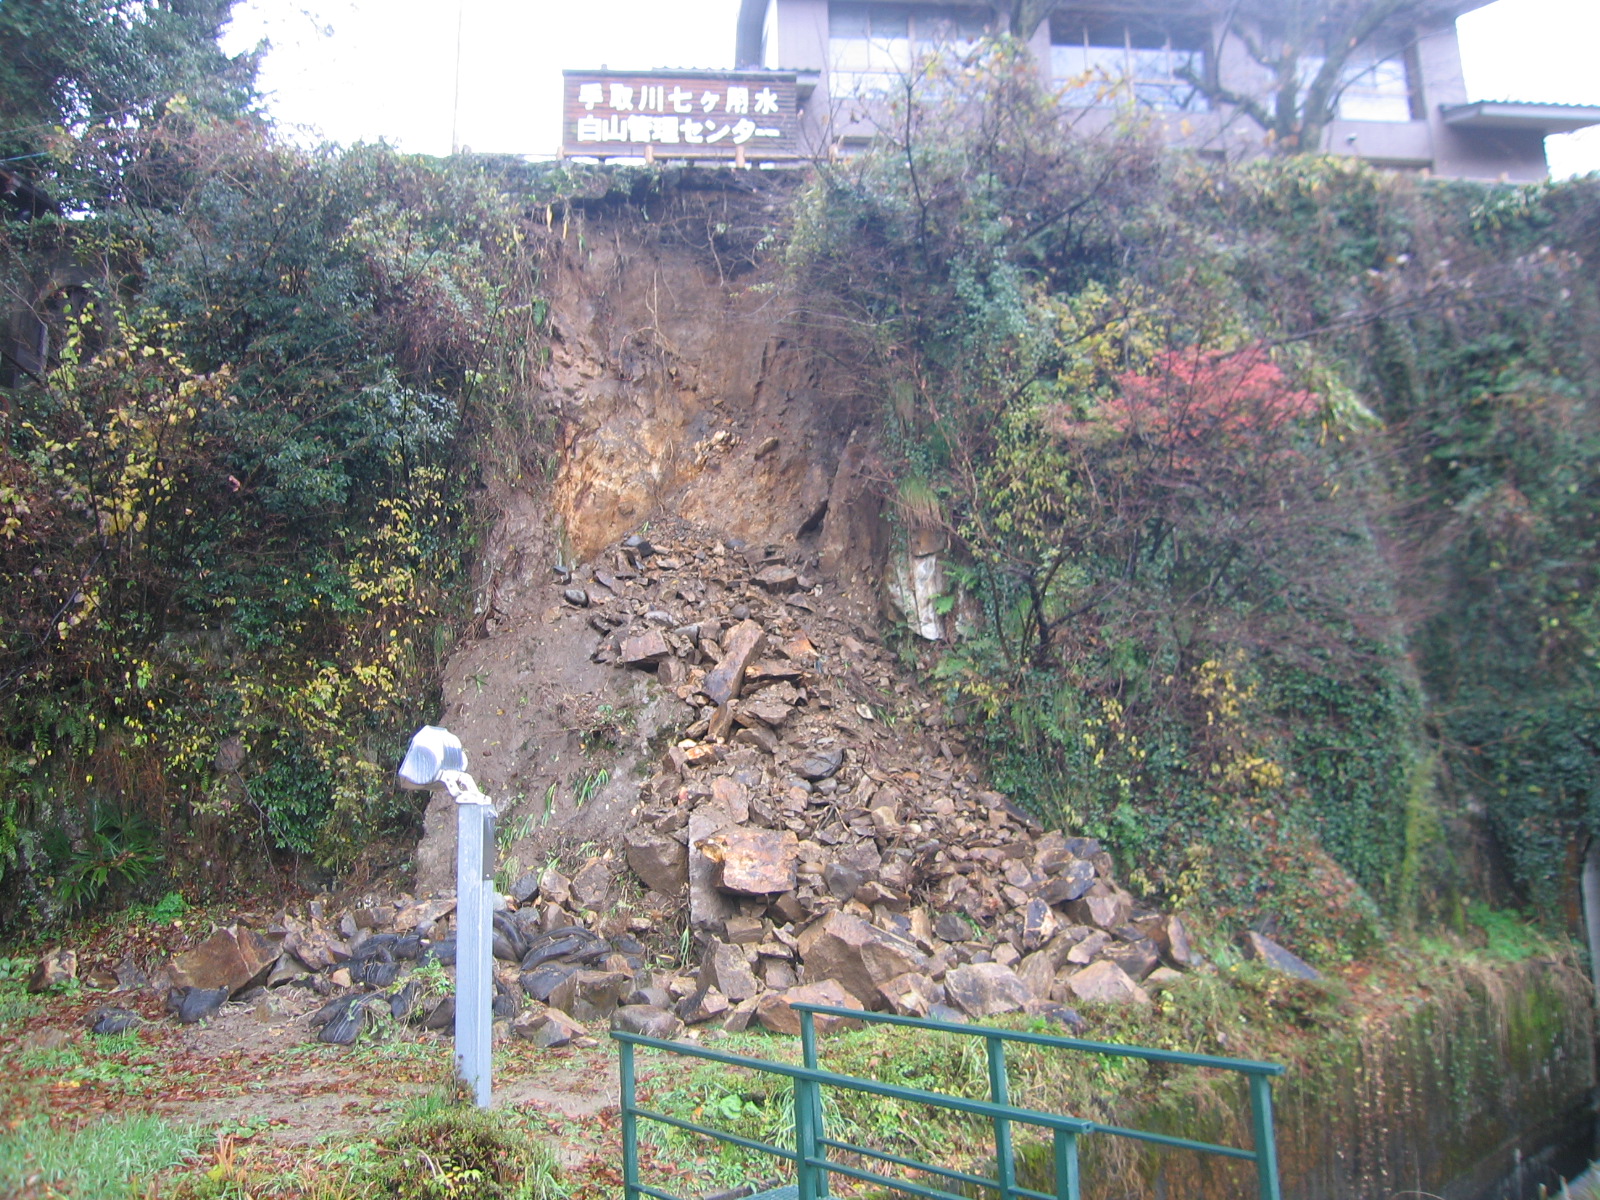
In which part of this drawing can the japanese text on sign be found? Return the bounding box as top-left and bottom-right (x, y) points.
(563, 72), (798, 156)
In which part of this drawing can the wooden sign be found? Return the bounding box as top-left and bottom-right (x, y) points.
(562, 70), (801, 160)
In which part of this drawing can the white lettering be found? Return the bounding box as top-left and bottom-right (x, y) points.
(578, 83), (604, 111)
(609, 84), (635, 111)
(753, 87), (780, 115)
(668, 86), (694, 114)
(725, 86), (750, 114)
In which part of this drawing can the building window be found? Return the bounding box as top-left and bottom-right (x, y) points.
(828, 3), (990, 98)
(1318, 50), (1418, 122)
(1050, 14), (1207, 112)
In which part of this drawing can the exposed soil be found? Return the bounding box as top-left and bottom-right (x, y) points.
(415, 181), (887, 893)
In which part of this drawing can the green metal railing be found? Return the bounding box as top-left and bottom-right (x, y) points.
(614, 1001), (1284, 1200)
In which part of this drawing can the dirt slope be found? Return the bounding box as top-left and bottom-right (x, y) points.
(417, 179), (887, 888)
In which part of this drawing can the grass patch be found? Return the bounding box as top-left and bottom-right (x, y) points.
(0, 1113), (207, 1198)
(374, 1094), (565, 1199)
(0, 957), (43, 1025)
(161, 1094), (568, 1200)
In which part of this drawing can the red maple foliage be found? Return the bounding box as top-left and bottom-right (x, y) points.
(1105, 347), (1318, 468)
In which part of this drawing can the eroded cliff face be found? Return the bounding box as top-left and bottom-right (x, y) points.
(416, 182), (888, 891)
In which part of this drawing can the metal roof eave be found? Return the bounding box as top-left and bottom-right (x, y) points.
(1442, 101), (1600, 135)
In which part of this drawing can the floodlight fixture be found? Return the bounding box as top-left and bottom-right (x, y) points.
(398, 724), (468, 789)
(398, 723), (493, 1108)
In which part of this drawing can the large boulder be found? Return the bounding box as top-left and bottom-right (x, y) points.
(756, 980), (864, 1036)
(704, 828), (799, 895)
(548, 970), (631, 1022)
(699, 940), (761, 1002)
(704, 619), (766, 705)
(168, 926), (278, 997)
(944, 962), (1034, 1018)
(1063, 960), (1150, 1005)
(1243, 932), (1320, 981)
(625, 827), (688, 895)
(796, 912), (925, 1008)
(611, 1005), (685, 1039)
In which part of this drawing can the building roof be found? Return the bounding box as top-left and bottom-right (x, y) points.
(1442, 101), (1600, 135)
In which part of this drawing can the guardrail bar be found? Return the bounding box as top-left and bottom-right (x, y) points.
(790, 1004), (1285, 1076)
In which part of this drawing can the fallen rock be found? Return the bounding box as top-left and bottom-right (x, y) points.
(621, 630), (671, 666)
(756, 980), (864, 1035)
(699, 940), (761, 1002)
(705, 828), (800, 895)
(1064, 960), (1150, 1005)
(168, 984), (231, 1024)
(793, 747), (845, 782)
(754, 565), (801, 593)
(514, 1008), (586, 1048)
(548, 970), (630, 1022)
(625, 827), (688, 895)
(1063, 883), (1132, 931)
(88, 1006), (143, 1036)
(944, 962), (1034, 1018)
(878, 972), (940, 1017)
(676, 987), (732, 1025)
(571, 859), (613, 909)
(611, 1005), (685, 1039)
(1106, 938), (1160, 982)
(28, 949), (77, 993)
(796, 912), (924, 1008)
(1243, 932), (1320, 981)
(521, 962), (582, 1003)
(704, 619), (766, 705)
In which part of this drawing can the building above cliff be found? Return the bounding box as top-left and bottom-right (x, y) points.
(734, 0), (1600, 179)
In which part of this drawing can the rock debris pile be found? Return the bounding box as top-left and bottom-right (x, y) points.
(566, 524), (1205, 1033)
(39, 524), (1332, 1048)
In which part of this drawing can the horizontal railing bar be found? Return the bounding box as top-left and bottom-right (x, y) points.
(811, 1154), (993, 1200)
(629, 1106), (799, 1164)
(1092, 1122), (1257, 1161)
(792, 1004), (1285, 1076)
(628, 1181), (689, 1200)
(614, 1033), (1095, 1135)
(816, 1135), (1002, 1191)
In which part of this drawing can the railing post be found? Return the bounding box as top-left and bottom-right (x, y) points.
(799, 1010), (830, 1197)
(1249, 1074), (1282, 1200)
(795, 1075), (822, 1200)
(987, 1036), (1016, 1200)
(620, 1040), (640, 1200)
(1053, 1128), (1081, 1200)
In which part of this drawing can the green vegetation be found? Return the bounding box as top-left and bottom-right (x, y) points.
(631, 927), (1582, 1198)
(0, 1113), (207, 1198)
(783, 43), (1600, 952)
(0, 1), (1593, 1007)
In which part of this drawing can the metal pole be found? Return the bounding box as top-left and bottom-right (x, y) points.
(445, 770), (493, 1108)
(1053, 1129), (1080, 1200)
(621, 1041), (640, 1200)
(1249, 1074), (1282, 1200)
(795, 1076), (821, 1200)
(799, 1011), (831, 1197)
(989, 1037), (1016, 1200)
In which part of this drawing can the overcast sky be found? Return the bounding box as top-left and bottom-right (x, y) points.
(221, 0), (1600, 177)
